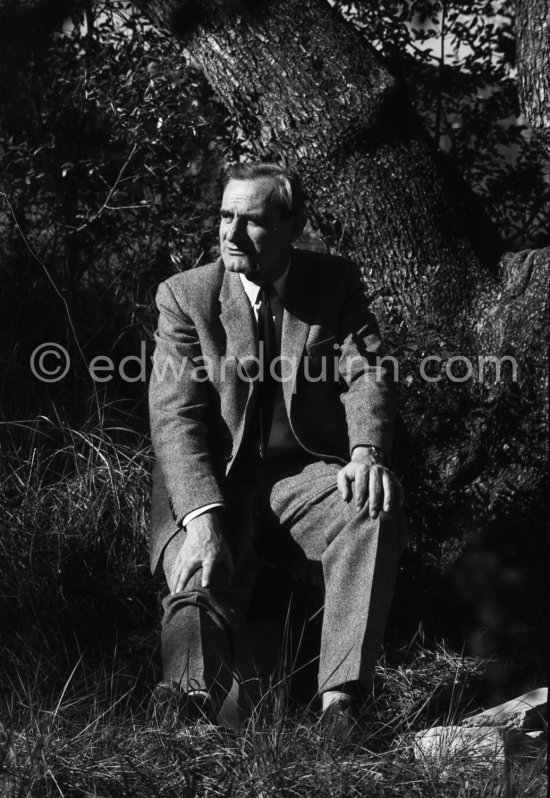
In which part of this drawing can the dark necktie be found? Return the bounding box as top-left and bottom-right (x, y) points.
(257, 286), (278, 458)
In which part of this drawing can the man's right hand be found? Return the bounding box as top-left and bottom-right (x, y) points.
(169, 510), (234, 594)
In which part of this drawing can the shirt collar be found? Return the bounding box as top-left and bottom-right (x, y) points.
(239, 261), (290, 307)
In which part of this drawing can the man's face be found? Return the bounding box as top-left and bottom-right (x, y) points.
(219, 178), (300, 285)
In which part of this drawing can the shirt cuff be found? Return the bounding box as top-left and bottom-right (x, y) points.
(182, 503), (224, 528)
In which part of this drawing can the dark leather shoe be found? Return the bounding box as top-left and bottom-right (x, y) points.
(319, 698), (359, 744)
(148, 681), (216, 726)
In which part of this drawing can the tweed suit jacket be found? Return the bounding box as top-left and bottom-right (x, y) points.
(148, 248), (396, 572)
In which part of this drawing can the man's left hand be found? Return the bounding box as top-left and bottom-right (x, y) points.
(337, 446), (404, 519)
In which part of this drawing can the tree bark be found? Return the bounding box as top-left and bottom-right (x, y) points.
(515, 0), (550, 152)
(142, 0), (498, 334)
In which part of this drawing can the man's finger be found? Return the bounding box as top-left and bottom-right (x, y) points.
(369, 467), (382, 518)
(169, 561), (182, 594)
(382, 470), (394, 512)
(355, 466), (369, 510)
(337, 467), (352, 502)
(174, 561), (195, 594)
(201, 559), (213, 588)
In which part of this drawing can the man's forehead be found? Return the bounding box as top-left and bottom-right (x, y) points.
(221, 178), (279, 210)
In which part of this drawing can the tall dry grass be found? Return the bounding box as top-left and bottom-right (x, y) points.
(0, 416), (546, 796)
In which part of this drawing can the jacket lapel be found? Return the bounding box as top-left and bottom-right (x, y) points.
(218, 267), (258, 468)
(219, 266), (257, 376)
(281, 250), (311, 408)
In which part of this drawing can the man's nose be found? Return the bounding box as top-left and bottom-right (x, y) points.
(226, 216), (245, 241)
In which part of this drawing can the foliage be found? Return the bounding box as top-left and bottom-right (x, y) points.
(0, 0), (239, 419)
(1, 0), (230, 274)
(371, 290), (547, 670)
(336, 0), (549, 248)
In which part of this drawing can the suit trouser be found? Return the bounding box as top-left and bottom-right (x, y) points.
(160, 456), (407, 699)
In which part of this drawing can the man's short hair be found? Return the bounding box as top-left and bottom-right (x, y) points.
(224, 162), (306, 220)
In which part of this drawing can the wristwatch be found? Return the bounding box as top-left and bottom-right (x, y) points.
(358, 445), (386, 466)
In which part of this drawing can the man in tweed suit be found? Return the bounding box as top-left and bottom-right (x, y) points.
(149, 162), (406, 731)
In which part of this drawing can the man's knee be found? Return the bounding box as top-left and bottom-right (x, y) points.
(323, 506), (406, 557)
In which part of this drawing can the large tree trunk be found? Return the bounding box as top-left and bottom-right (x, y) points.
(143, 1), (499, 332)
(139, 0), (549, 671)
(515, 0), (550, 152)
(140, 2), (547, 359)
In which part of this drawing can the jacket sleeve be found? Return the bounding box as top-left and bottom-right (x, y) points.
(149, 280), (224, 527)
(337, 265), (397, 464)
